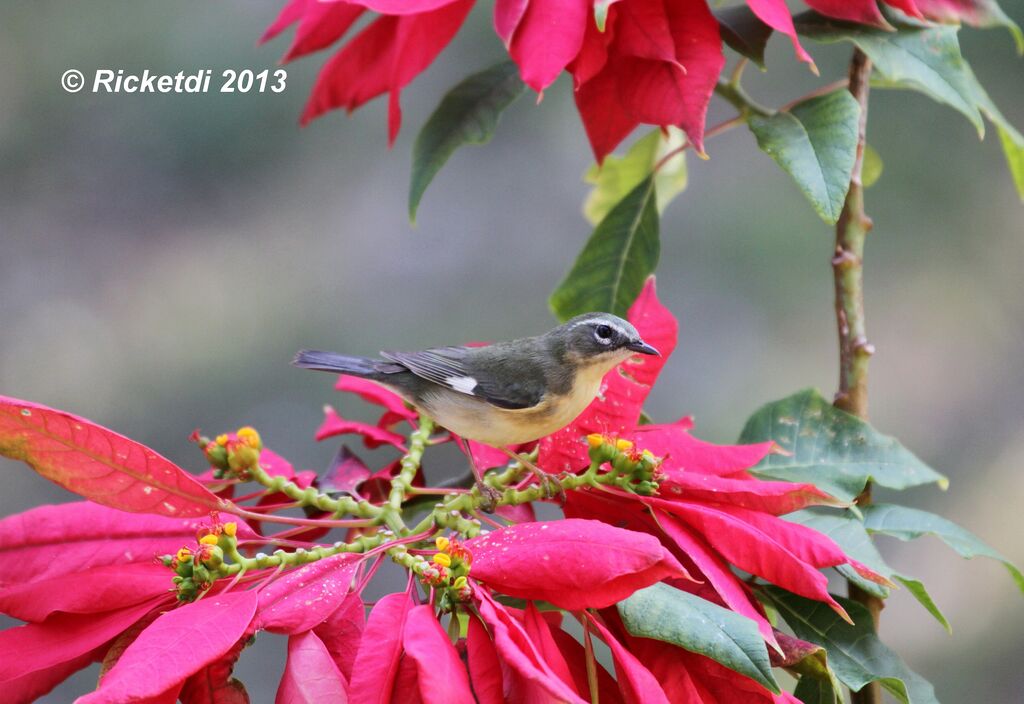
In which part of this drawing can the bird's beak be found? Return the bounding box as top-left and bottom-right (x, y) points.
(627, 340), (660, 356)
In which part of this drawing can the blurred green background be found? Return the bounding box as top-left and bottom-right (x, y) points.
(1, 1), (1022, 701)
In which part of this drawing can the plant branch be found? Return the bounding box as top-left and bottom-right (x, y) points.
(833, 47), (882, 704)
(714, 78), (772, 117)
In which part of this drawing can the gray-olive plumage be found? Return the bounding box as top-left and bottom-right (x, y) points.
(293, 313), (658, 447)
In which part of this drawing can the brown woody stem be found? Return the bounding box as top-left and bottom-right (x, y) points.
(834, 48), (883, 704)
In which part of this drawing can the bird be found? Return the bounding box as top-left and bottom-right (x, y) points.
(293, 312), (659, 503)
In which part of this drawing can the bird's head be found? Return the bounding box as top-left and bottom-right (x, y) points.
(551, 313), (660, 370)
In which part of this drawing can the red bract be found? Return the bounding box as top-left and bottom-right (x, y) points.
(572, 0), (726, 160)
(467, 518), (688, 609)
(0, 503), (264, 703)
(402, 605), (476, 703)
(255, 555), (360, 634)
(0, 396), (229, 518)
(277, 630), (349, 703)
(79, 591), (259, 704)
(0, 501), (250, 586)
(294, 0), (475, 144)
(263, 0), (937, 159)
(316, 405), (408, 450)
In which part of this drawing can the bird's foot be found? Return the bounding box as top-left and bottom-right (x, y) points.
(531, 470), (566, 505)
(476, 481), (503, 513)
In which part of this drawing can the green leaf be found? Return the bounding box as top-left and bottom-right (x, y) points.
(894, 575), (951, 634)
(963, 66), (1024, 202)
(738, 389), (948, 502)
(996, 125), (1024, 201)
(864, 503), (1024, 593)
(550, 177), (659, 321)
(790, 509), (951, 631)
(583, 128), (687, 226)
(861, 143), (883, 188)
(794, 676), (842, 704)
(716, 5), (774, 68)
(747, 90), (861, 224)
(763, 588), (940, 704)
(795, 14), (984, 135)
(617, 582), (780, 693)
(409, 61), (526, 222)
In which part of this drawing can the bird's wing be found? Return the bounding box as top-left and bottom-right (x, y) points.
(380, 346), (540, 410)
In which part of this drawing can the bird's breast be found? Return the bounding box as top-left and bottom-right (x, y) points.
(416, 362), (609, 447)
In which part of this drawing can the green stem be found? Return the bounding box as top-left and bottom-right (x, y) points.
(220, 532), (386, 575)
(714, 78), (772, 117)
(833, 47), (883, 704)
(246, 460), (380, 520)
(385, 415), (435, 532)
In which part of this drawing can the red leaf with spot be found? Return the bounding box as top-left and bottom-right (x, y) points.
(539, 278), (677, 473)
(467, 519), (687, 610)
(78, 591), (258, 704)
(316, 407), (407, 450)
(402, 605), (475, 704)
(0, 501), (252, 587)
(472, 589), (587, 703)
(0, 397), (229, 518)
(277, 630), (347, 704)
(256, 555), (359, 635)
(348, 592), (414, 704)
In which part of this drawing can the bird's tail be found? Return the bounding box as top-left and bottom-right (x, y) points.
(292, 350), (380, 377)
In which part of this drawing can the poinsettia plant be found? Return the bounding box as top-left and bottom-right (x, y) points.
(2, 0), (1023, 702)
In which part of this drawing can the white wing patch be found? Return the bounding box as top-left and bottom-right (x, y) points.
(445, 375), (478, 394)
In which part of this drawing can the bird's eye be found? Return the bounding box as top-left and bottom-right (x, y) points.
(595, 324), (614, 343)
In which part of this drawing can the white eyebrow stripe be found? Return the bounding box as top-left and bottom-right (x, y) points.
(446, 376), (478, 394)
(568, 318), (631, 338)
